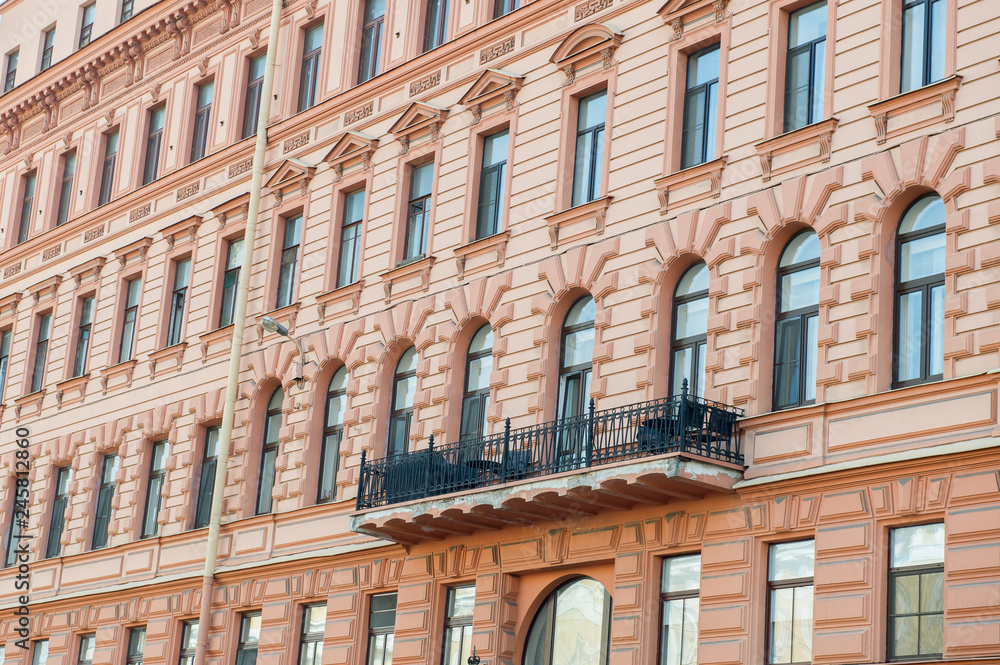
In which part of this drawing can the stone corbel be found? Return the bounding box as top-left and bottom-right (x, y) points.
(563, 64), (576, 87)
(429, 122), (441, 142)
(504, 90), (517, 112)
(669, 18), (684, 42)
(305, 0), (318, 19)
(1, 113), (21, 154)
(41, 91), (58, 132)
(469, 104), (482, 126)
(600, 48), (614, 70)
(361, 150), (374, 170)
(398, 136), (410, 155)
(758, 153), (772, 181)
(874, 114), (888, 144)
(709, 167), (723, 198)
(332, 164), (343, 183)
(166, 14), (190, 60)
(713, 0), (729, 22)
(81, 64), (101, 109)
(219, 0), (241, 32)
(942, 89), (957, 122)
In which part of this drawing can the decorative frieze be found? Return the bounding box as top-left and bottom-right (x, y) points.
(345, 102), (374, 126)
(575, 0), (612, 21)
(129, 203), (151, 222)
(480, 37), (515, 65)
(84, 226), (105, 242)
(283, 131), (310, 154)
(3, 263), (22, 279)
(176, 182), (200, 201)
(42, 245), (61, 261)
(409, 71), (441, 97)
(229, 158), (253, 178)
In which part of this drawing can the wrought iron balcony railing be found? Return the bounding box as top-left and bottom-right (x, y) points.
(356, 382), (744, 510)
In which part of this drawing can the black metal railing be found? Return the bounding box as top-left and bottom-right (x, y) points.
(356, 381), (744, 510)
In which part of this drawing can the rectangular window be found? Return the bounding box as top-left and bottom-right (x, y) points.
(476, 129), (508, 239)
(243, 54), (266, 139)
(220, 237), (244, 327)
(442, 586), (474, 665)
(166, 259), (191, 347)
(768, 540), (814, 665)
(236, 613), (262, 665)
(423, 0), (449, 52)
(99, 129), (119, 206)
(901, 0), (945, 93)
(18, 171), (37, 245)
(298, 605), (327, 665)
(337, 190), (364, 288)
(92, 453), (119, 549)
(4, 50), (17, 92)
(41, 29), (55, 71)
(572, 91), (606, 207)
(681, 44), (721, 170)
(79, 4), (95, 48)
(784, 2), (826, 132)
(178, 622), (198, 665)
(30, 312), (52, 393)
(4, 483), (27, 568)
(193, 426), (219, 529)
(0, 330), (10, 396)
(143, 106), (166, 185)
(366, 593), (397, 665)
(45, 466), (72, 558)
(126, 628), (145, 665)
(56, 150), (77, 227)
(889, 523), (944, 660)
(32, 641), (48, 665)
(120, 0), (134, 22)
(190, 81), (214, 162)
(276, 215), (303, 309)
(298, 24), (324, 112)
(119, 277), (142, 362)
(404, 162), (433, 263)
(660, 554), (700, 665)
(0, 644), (6, 665)
(141, 440), (168, 538)
(77, 635), (95, 665)
(72, 296), (96, 378)
(358, 0), (385, 84)
(494, 0), (519, 18)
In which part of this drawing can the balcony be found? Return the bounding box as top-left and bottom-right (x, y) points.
(351, 386), (745, 544)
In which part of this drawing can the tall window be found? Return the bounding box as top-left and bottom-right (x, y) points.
(56, 150), (77, 227)
(318, 368), (346, 504)
(895, 195), (945, 387)
(141, 440), (168, 538)
(0, 645), (6, 665)
(404, 162), (434, 262)
(4, 50), (17, 92)
(178, 622), (198, 665)
(572, 91), (607, 206)
(32, 641), (48, 665)
(476, 129), (508, 239)
(4, 483), (26, 568)
(337, 190), (364, 287)
(79, 4), (95, 48)
(243, 54), (266, 139)
(784, 3), (826, 131)
(423, 0), (449, 52)
(671, 263), (709, 398)
(45, 466), (72, 557)
(277, 214), (303, 308)
(299, 605), (327, 665)
(367, 593), (397, 665)
(257, 388), (283, 515)
(680, 44), (721, 169)
(77, 635), (95, 665)
(442, 586), (474, 665)
(99, 129), (119, 206)
(524, 578), (611, 665)
(767, 540), (814, 665)
(774, 232), (819, 409)
(298, 24), (324, 112)
(119, 277), (142, 363)
(18, 171), (36, 245)
(388, 349), (417, 457)
(30, 312), (52, 393)
(660, 554), (701, 665)
(72, 296), (95, 378)
(236, 613), (262, 665)
(40, 28), (55, 71)
(0, 330), (10, 397)
(889, 523), (944, 660)
(120, 0), (135, 22)
(126, 628), (145, 665)
(358, 0), (385, 84)
(494, 0), (519, 18)
(193, 426), (220, 528)
(92, 453), (119, 549)
(166, 259), (191, 347)
(901, 0), (945, 93)
(460, 326), (492, 441)
(219, 237), (244, 327)
(143, 106), (166, 185)
(559, 297), (595, 420)
(190, 81), (214, 162)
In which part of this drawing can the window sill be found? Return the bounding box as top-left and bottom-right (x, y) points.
(149, 342), (188, 380)
(380, 255), (436, 303)
(55, 375), (89, 409)
(316, 280), (364, 322)
(14, 389), (45, 421)
(99, 358), (137, 395)
(543, 196), (612, 248)
(256, 303), (301, 343)
(453, 230), (511, 280)
(755, 118), (838, 181)
(868, 76), (962, 144)
(199, 325), (234, 364)
(654, 156), (727, 215)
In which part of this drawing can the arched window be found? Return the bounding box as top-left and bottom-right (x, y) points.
(317, 367), (347, 504)
(460, 325), (493, 441)
(256, 387), (283, 515)
(774, 231), (820, 409)
(524, 578), (612, 665)
(671, 263), (709, 398)
(558, 297), (595, 420)
(895, 195), (945, 386)
(388, 348), (417, 457)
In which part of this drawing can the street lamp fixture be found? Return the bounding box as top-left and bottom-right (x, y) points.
(259, 316), (306, 388)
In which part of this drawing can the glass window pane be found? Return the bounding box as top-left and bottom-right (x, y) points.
(681, 87), (706, 168)
(901, 4), (926, 92)
(483, 130), (509, 166)
(804, 315), (818, 402)
(306, 605), (327, 632)
(704, 82), (718, 162)
(929, 0), (945, 83)
(929, 284), (944, 376)
(675, 298), (708, 340)
(891, 523), (944, 566)
(449, 586), (476, 617)
(919, 571), (944, 613)
(811, 40), (825, 123)
(785, 47), (811, 131)
(769, 587), (794, 664)
(789, 2), (826, 47)
(662, 554), (701, 593)
(688, 45), (720, 87)
(676, 264), (709, 296)
(551, 579), (609, 665)
(896, 290), (924, 383)
(572, 132), (594, 206)
(662, 597), (699, 665)
(900, 197), (945, 234)
(775, 318), (802, 409)
(394, 375), (415, 411)
(578, 91), (607, 130)
(894, 615), (919, 657)
(900, 234), (945, 282)
(791, 585), (813, 663)
(411, 162), (434, 198)
(673, 347), (692, 396)
(565, 297), (596, 327)
(919, 612), (943, 655)
(780, 266), (820, 312)
(466, 355), (492, 392)
(769, 540), (815, 581)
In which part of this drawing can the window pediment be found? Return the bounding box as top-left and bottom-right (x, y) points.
(389, 102), (448, 153)
(549, 23), (623, 78)
(113, 237), (153, 271)
(212, 192), (251, 229)
(657, 0), (728, 22)
(324, 131), (379, 181)
(265, 158), (316, 200)
(459, 69), (524, 120)
(160, 214), (203, 249)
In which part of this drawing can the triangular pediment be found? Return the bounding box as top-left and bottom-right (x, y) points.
(264, 158), (316, 190)
(323, 131), (379, 167)
(550, 23), (623, 67)
(657, 0), (720, 23)
(389, 102), (449, 139)
(459, 69), (525, 107)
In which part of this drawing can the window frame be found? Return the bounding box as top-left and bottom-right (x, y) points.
(17, 170), (37, 246)
(388, 348), (417, 458)
(79, 3), (96, 49)
(91, 453), (119, 549)
(236, 612), (262, 665)
(242, 52), (267, 140)
(32, 640), (49, 665)
(422, 0), (450, 53)
(98, 128), (120, 207)
(126, 627), (145, 665)
(493, 0), (520, 19)
(298, 604), (327, 665)
(297, 21), (324, 113)
(40, 28), (55, 71)
(887, 523), (945, 661)
(680, 43), (722, 170)
(76, 634), (95, 665)
(571, 90), (608, 207)
(29, 311), (53, 394)
(190, 79), (214, 163)
(669, 263), (710, 399)
(317, 368), (347, 504)
(193, 425), (220, 528)
(140, 440), (168, 539)
(118, 276), (143, 363)
(357, 0), (386, 85)
(459, 325), (493, 442)
(142, 104), (167, 186)
(366, 592), (398, 665)
(658, 554), (701, 665)
(218, 234), (245, 328)
(474, 128), (510, 241)
(120, 0), (135, 23)
(4, 49), (17, 92)
(879, 0), (957, 99)
(165, 257), (192, 347)
(766, 540), (815, 665)
(0, 328), (12, 398)
(524, 578), (612, 665)
(402, 161), (434, 264)
(900, 0), (946, 93)
(4, 483), (26, 568)
(275, 213), (304, 310)
(45, 466), (72, 558)
(335, 188), (365, 289)
(441, 585), (475, 665)
(70, 293), (96, 379)
(56, 149), (77, 227)
(177, 621), (198, 665)
(773, 232), (820, 410)
(256, 388), (283, 515)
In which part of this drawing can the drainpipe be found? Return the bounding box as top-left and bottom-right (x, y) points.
(194, 0), (282, 659)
